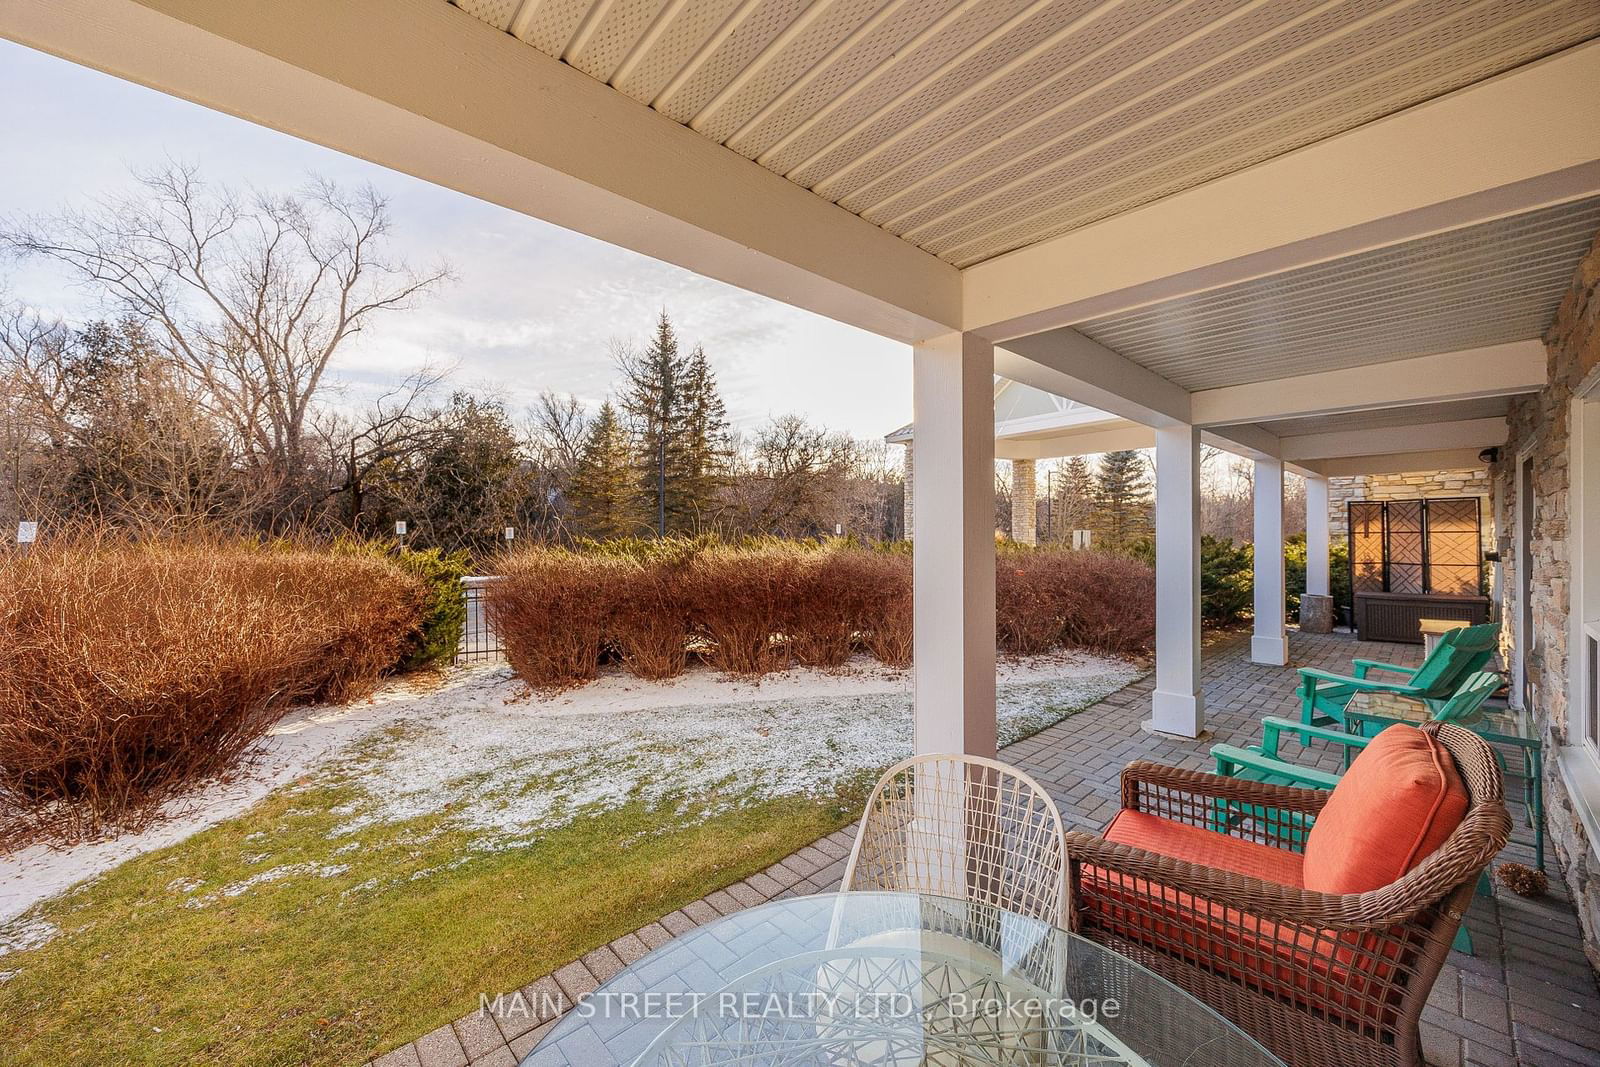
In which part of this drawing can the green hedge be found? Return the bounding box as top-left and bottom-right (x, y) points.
(1286, 533), (1351, 619)
(337, 540), (469, 671)
(1129, 533), (1349, 625)
(393, 546), (470, 671)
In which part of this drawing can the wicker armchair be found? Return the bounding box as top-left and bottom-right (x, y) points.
(842, 754), (1069, 927)
(1064, 722), (1510, 1067)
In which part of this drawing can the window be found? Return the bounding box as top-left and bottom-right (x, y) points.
(1559, 378), (1600, 850)
(1347, 498), (1484, 603)
(1588, 627), (1599, 754)
(1578, 390), (1600, 756)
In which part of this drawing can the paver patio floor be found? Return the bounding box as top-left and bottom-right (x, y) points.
(374, 629), (1600, 1067)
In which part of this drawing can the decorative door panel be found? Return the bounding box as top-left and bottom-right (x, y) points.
(1387, 500), (1425, 594)
(1349, 501), (1386, 595)
(1345, 497), (1483, 602)
(1426, 498), (1483, 597)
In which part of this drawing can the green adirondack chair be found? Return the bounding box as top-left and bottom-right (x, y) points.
(1297, 621), (1498, 727)
(1209, 671), (1503, 954)
(1217, 672), (1503, 789)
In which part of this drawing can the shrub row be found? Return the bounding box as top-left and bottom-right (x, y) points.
(488, 540), (1152, 691)
(995, 549), (1157, 657)
(488, 543), (912, 689)
(0, 533), (426, 843)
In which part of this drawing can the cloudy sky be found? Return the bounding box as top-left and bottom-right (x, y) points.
(0, 39), (912, 438)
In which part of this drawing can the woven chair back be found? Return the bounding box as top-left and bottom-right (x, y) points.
(842, 754), (1069, 927)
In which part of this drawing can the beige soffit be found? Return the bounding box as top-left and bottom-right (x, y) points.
(1257, 396), (1513, 438)
(451, 0), (1600, 267)
(1072, 194), (1600, 391)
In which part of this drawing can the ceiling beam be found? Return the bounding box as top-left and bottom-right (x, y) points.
(1205, 422), (1282, 463)
(0, 0), (961, 342)
(1299, 449), (1490, 478)
(963, 41), (1600, 341)
(995, 328), (1190, 428)
(1190, 342), (1545, 427)
(998, 424), (1154, 461)
(1280, 418), (1507, 462)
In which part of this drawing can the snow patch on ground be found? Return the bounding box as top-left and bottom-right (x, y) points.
(180, 863), (351, 910)
(0, 916), (57, 957)
(314, 650), (1140, 853)
(0, 673), (447, 927)
(0, 651), (1142, 931)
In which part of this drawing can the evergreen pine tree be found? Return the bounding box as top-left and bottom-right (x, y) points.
(1094, 449), (1152, 550)
(675, 343), (731, 524)
(615, 312), (732, 535)
(1055, 455), (1096, 539)
(616, 310), (687, 536)
(568, 400), (639, 540)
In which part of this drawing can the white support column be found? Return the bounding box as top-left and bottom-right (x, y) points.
(1252, 458), (1288, 666)
(1152, 425), (1204, 737)
(1305, 476), (1331, 597)
(912, 332), (996, 757)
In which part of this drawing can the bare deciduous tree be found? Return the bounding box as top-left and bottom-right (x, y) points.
(3, 164), (449, 526)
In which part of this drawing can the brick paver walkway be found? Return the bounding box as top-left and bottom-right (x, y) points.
(370, 629), (1600, 1067)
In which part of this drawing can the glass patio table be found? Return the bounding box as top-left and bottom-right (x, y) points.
(521, 891), (1281, 1066)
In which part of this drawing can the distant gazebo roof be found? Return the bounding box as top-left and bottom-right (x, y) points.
(886, 378), (1149, 461)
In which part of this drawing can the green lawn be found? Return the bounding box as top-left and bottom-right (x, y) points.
(0, 662), (1141, 1066)
(0, 775), (858, 1066)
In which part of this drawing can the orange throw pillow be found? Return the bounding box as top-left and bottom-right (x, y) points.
(1302, 724), (1468, 894)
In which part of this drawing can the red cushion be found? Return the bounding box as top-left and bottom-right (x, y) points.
(1086, 812), (1405, 1026)
(1102, 809), (1304, 886)
(1302, 724), (1468, 894)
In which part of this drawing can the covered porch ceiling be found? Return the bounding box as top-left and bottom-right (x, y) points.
(449, 0), (1599, 271)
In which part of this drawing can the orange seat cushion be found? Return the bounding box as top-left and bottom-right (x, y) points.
(1302, 724), (1469, 894)
(1102, 809), (1305, 886)
(1086, 812), (1412, 1026)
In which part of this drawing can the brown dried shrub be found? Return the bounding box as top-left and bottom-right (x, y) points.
(488, 548), (624, 691)
(0, 533), (424, 845)
(609, 560), (691, 681)
(684, 544), (806, 675)
(1056, 551), (1156, 656)
(786, 551), (869, 669)
(840, 550), (913, 669)
(995, 552), (1068, 655)
(487, 541), (1148, 691)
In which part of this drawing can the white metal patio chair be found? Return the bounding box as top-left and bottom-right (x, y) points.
(841, 754), (1069, 927)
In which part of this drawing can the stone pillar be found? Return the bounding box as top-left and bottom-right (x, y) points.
(1252, 457), (1288, 665)
(901, 442), (913, 541)
(1301, 475), (1334, 633)
(1010, 458), (1037, 545)
(911, 331), (996, 758)
(1152, 424), (1204, 738)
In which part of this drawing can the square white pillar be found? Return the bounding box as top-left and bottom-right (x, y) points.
(912, 331), (996, 757)
(1305, 475), (1331, 597)
(1252, 457), (1288, 666)
(1152, 424), (1204, 737)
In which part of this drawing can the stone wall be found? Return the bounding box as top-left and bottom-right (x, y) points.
(1491, 230), (1600, 968)
(901, 442), (913, 541)
(1011, 458), (1037, 545)
(1328, 468), (1495, 553)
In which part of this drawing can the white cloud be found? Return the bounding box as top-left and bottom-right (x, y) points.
(0, 39), (911, 439)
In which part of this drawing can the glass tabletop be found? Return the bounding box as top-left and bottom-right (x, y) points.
(521, 892), (1281, 1066)
(1345, 689), (1535, 741)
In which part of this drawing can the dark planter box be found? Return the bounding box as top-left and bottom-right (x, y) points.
(1353, 591), (1491, 644)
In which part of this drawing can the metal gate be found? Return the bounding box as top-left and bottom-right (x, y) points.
(455, 576), (504, 663)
